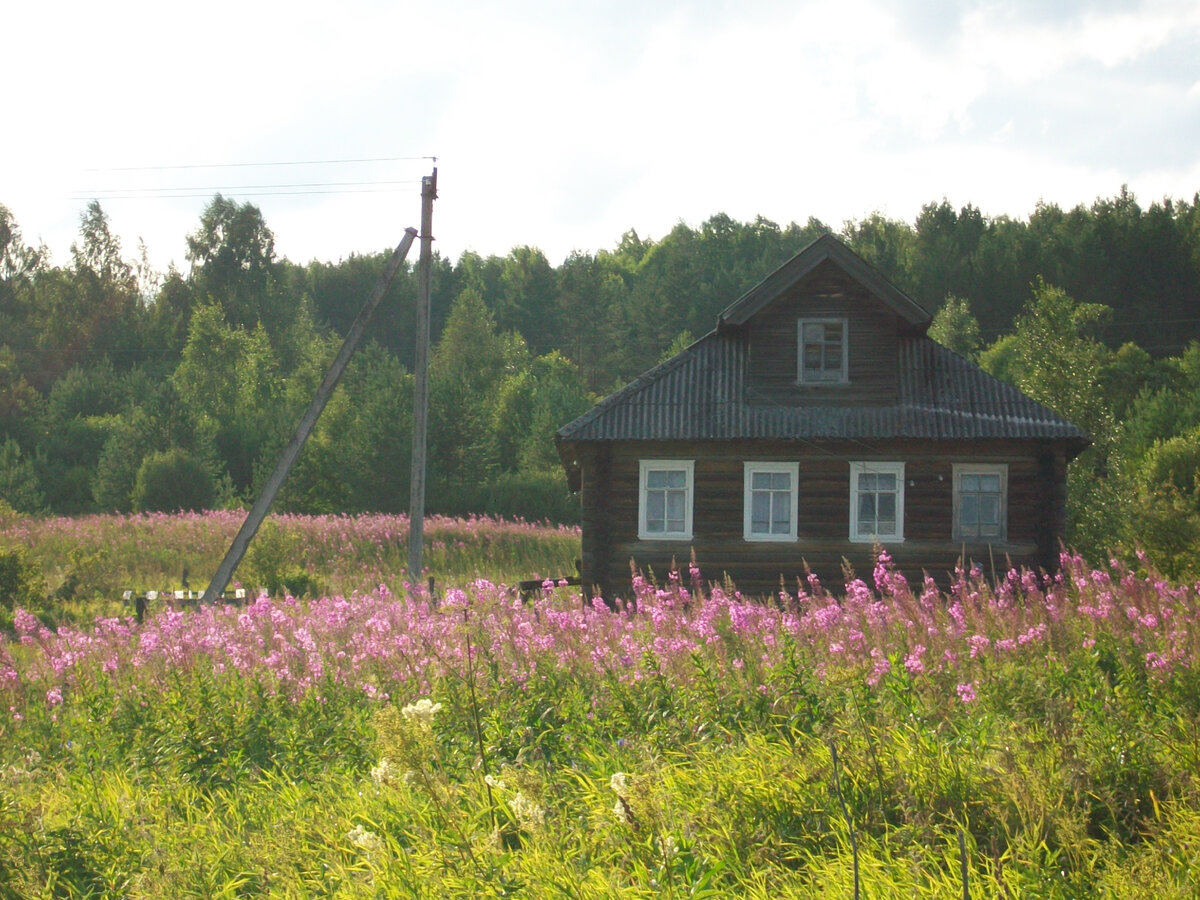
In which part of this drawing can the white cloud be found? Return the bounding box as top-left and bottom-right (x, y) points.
(3, 0), (1199, 270)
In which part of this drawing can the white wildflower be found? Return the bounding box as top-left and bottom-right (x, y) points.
(613, 797), (629, 824)
(658, 834), (679, 859)
(509, 790), (545, 830)
(484, 773), (507, 790)
(402, 769), (419, 786)
(347, 824), (383, 853)
(370, 757), (396, 787)
(400, 697), (442, 726)
(609, 772), (629, 794)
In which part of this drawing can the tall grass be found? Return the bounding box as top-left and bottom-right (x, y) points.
(2, 542), (1200, 895)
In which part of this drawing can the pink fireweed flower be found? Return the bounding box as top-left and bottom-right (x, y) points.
(956, 682), (977, 703)
(867, 649), (891, 687)
(904, 645), (926, 675)
(968, 634), (990, 659)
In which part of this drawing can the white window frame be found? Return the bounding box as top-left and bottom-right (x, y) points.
(638, 459), (695, 541)
(743, 462), (799, 542)
(797, 317), (848, 384)
(953, 463), (1007, 541)
(849, 461), (905, 542)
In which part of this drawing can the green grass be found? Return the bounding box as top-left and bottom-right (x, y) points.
(0, 508), (580, 628)
(3, 520), (1200, 896)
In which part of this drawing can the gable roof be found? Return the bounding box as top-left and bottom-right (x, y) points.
(556, 329), (1089, 448)
(718, 233), (932, 329)
(557, 233), (1087, 455)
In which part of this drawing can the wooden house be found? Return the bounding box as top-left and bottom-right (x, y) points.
(555, 234), (1089, 599)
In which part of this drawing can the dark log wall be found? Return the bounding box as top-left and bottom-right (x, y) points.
(579, 444), (615, 602)
(746, 261), (901, 406)
(578, 438), (1073, 600)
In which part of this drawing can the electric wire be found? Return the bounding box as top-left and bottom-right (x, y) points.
(83, 155), (437, 172)
(70, 187), (419, 200)
(70, 180), (423, 198)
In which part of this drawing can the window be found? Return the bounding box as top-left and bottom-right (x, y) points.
(954, 464), (1007, 541)
(850, 462), (904, 542)
(798, 318), (847, 383)
(638, 460), (695, 540)
(743, 462), (799, 541)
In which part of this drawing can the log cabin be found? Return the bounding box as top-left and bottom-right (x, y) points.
(555, 234), (1089, 599)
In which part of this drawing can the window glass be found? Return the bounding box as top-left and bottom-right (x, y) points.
(954, 464), (1006, 541)
(640, 461), (694, 540)
(850, 462), (904, 541)
(798, 319), (847, 383)
(744, 462), (798, 541)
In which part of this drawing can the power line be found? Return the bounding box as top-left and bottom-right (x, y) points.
(70, 179), (423, 198)
(68, 186), (419, 201)
(84, 155), (437, 173)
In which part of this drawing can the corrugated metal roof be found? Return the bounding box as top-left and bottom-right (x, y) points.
(557, 330), (1089, 446)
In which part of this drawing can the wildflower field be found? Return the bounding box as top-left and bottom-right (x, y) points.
(0, 510), (581, 628)
(3, 517), (1200, 897)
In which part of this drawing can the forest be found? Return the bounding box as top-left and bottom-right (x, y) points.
(3, 188), (1200, 575)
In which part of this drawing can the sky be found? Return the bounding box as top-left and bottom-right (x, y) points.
(4, 0), (1199, 273)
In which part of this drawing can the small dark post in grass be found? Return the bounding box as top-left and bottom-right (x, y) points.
(958, 826), (969, 900)
(829, 740), (860, 900)
(135, 594), (146, 625)
(463, 626), (496, 832)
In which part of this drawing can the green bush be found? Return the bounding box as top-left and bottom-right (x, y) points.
(133, 448), (216, 513)
(241, 519), (324, 598)
(433, 470), (581, 525)
(0, 544), (45, 613)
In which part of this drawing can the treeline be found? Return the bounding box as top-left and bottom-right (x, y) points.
(3, 189), (1200, 572)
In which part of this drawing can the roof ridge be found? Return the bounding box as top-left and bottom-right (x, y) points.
(719, 234), (931, 328)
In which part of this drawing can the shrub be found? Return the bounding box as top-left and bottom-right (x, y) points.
(133, 448), (215, 513)
(241, 519), (324, 598)
(433, 470), (581, 525)
(0, 544), (45, 612)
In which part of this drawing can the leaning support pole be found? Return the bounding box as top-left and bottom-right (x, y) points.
(201, 228), (419, 604)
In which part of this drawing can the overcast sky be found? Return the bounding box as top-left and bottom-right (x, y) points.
(4, 0), (1199, 272)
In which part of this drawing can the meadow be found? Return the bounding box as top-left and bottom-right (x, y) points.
(0, 509), (581, 628)
(2, 512), (1200, 896)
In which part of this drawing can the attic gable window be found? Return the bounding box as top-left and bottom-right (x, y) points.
(638, 460), (694, 540)
(797, 318), (848, 384)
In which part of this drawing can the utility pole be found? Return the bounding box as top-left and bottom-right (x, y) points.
(201, 228), (419, 604)
(408, 168), (437, 589)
